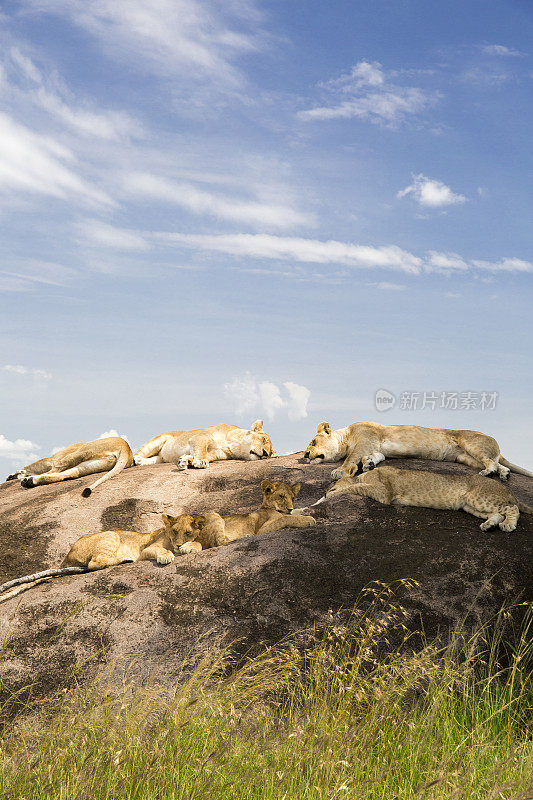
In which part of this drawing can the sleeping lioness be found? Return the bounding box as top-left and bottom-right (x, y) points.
(5, 436), (133, 497)
(304, 421), (533, 482)
(172, 480), (316, 554)
(316, 465), (533, 532)
(134, 420), (274, 470)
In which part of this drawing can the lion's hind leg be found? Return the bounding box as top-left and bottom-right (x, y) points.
(458, 434), (509, 480)
(21, 456), (115, 488)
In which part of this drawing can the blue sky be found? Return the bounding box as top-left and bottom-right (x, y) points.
(1, 0), (532, 474)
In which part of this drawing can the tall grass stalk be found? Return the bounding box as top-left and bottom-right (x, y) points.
(1, 582), (531, 799)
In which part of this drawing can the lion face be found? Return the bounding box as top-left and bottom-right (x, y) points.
(260, 480), (300, 513)
(232, 419), (274, 461)
(162, 513), (205, 547)
(304, 422), (339, 463)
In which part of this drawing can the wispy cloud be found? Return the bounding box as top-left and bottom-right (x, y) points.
(121, 172), (312, 229)
(18, 0), (264, 86)
(3, 364), (51, 379)
(0, 260), (78, 292)
(5, 47), (142, 140)
(76, 219), (150, 250)
(0, 112), (113, 205)
(155, 232), (424, 273)
(299, 59), (437, 125)
(368, 281), (406, 291)
(479, 44), (524, 57)
(224, 373), (311, 421)
(397, 174), (467, 208)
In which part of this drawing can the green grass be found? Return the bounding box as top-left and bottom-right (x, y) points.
(1, 582), (532, 800)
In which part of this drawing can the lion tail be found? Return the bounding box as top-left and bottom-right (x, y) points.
(0, 566), (87, 604)
(499, 457), (533, 478)
(81, 442), (133, 498)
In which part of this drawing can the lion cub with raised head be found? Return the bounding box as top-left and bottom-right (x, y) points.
(134, 420), (274, 470)
(63, 513), (205, 570)
(320, 465), (533, 532)
(6, 436), (133, 497)
(175, 480), (316, 554)
(304, 421), (533, 482)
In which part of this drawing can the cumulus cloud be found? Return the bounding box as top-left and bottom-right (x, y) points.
(397, 174), (467, 208)
(122, 172), (311, 229)
(299, 59), (436, 125)
(3, 364), (52, 379)
(224, 373), (311, 421)
(99, 429), (130, 443)
(0, 434), (40, 463)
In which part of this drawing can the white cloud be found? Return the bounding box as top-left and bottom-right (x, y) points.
(5, 48), (141, 140)
(77, 219), (150, 250)
(480, 44), (523, 57)
(3, 364), (52, 379)
(397, 174), (467, 208)
(0, 260), (77, 292)
(0, 434), (40, 463)
(368, 281), (406, 291)
(283, 381), (311, 421)
(224, 373), (311, 421)
(469, 257), (533, 273)
(99, 429), (130, 443)
(155, 232), (424, 273)
(19, 0), (263, 85)
(0, 112), (113, 205)
(300, 59), (436, 125)
(122, 172), (311, 229)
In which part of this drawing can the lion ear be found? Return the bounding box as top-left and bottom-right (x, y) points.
(162, 514), (176, 527)
(193, 515), (207, 529)
(261, 479), (275, 494)
(250, 419), (263, 432)
(317, 422), (332, 435)
(290, 483), (301, 497)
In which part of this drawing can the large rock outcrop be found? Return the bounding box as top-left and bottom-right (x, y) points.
(1, 454), (532, 707)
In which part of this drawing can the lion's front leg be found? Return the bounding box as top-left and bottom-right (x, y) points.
(331, 441), (382, 479)
(188, 435), (212, 469)
(257, 514), (316, 535)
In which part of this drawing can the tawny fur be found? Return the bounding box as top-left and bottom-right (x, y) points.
(320, 465), (533, 532)
(304, 421), (533, 482)
(174, 481), (316, 554)
(134, 420), (274, 471)
(62, 513), (205, 570)
(6, 437), (133, 497)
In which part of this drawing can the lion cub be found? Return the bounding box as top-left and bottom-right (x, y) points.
(320, 465), (533, 532)
(62, 513), (205, 570)
(176, 480), (316, 554)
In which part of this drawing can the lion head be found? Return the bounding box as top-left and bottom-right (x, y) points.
(162, 513), (206, 548)
(231, 420), (274, 461)
(304, 422), (340, 463)
(260, 480), (301, 513)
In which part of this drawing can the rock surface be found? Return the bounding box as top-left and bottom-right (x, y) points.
(1, 454), (532, 708)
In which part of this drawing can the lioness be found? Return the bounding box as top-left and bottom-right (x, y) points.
(134, 420), (274, 470)
(6, 437), (133, 497)
(62, 513), (204, 569)
(173, 480), (316, 554)
(0, 514), (205, 603)
(304, 422), (533, 482)
(317, 465), (533, 532)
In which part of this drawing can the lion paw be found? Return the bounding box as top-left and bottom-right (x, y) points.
(191, 458), (209, 469)
(157, 552), (175, 565)
(498, 468), (510, 481)
(362, 459), (375, 472)
(499, 522), (515, 532)
(331, 467), (345, 480)
(179, 542), (200, 554)
(177, 457), (190, 471)
(304, 516), (316, 527)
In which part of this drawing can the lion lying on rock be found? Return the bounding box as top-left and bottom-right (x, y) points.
(171, 480), (316, 554)
(5, 436), (133, 497)
(315, 465), (533, 532)
(134, 420), (274, 470)
(304, 421), (533, 482)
